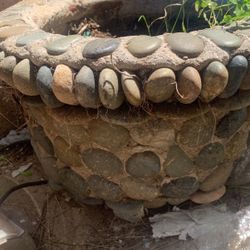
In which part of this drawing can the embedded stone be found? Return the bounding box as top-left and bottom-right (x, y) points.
(161, 176), (199, 198)
(191, 186), (226, 204)
(0, 56), (16, 86)
(200, 163), (233, 192)
(16, 30), (49, 46)
(121, 72), (143, 107)
(46, 35), (82, 55)
(176, 66), (202, 104)
(130, 118), (175, 150)
(81, 148), (123, 177)
(238, 29), (250, 36)
(12, 59), (39, 96)
(195, 143), (225, 170)
(87, 175), (124, 202)
(74, 66), (101, 108)
(52, 64), (78, 105)
(126, 151), (161, 178)
(98, 68), (124, 109)
(88, 119), (130, 151)
(127, 35), (162, 58)
(166, 197), (189, 205)
(216, 108), (247, 138)
(0, 19), (25, 28)
(22, 96), (44, 107)
(177, 112), (215, 147)
(106, 200), (144, 222)
(220, 55), (248, 98)
(120, 177), (159, 200)
(0, 51), (5, 61)
(82, 38), (120, 59)
(240, 57), (250, 90)
(36, 66), (63, 108)
(0, 25), (31, 41)
(163, 145), (195, 178)
(144, 68), (176, 103)
(201, 61), (229, 102)
(199, 29), (242, 50)
(144, 197), (168, 209)
(165, 32), (204, 58)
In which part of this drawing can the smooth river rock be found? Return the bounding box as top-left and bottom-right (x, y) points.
(127, 35), (162, 58)
(201, 61), (229, 102)
(83, 38), (120, 59)
(199, 29), (242, 50)
(36, 66), (63, 108)
(220, 55), (248, 98)
(0, 25), (31, 41)
(98, 68), (124, 109)
(12, 59), (39, 96)
(52, 64), (78, 105)
(16, 30), (49, 46)
(144, 68), (176, 103)
(0, 56), (16, 86)
(165, 32), (204, 58)
(240, 57), (250, 90)
(176, 66), (202, 104)
(74, 66), (101, 108)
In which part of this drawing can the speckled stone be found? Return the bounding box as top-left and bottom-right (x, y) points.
(120, 177), (159, 200)
(191, 186), (226, 204)
(215, 108), (247, 138)
(199, 29), (242, 50)
(240, 58), (250, 90)
(106, 200), (144, 222)
(81, 148), (123, 177)
(195, 143), (225, 170)
(161, 176), (199, 198)
(0, 25), (31, 41)
(82, 38), (120, 59)
(127, 35), (162, 58)
(0, 56), (16, 86)
(201, 61), (229, 102)
(126, 151), (161, 178)
(16, 30), (49, 47)
(177, 112), (215, 147)
(121, 72), (143, 107)
(52, 64), (78, 105)
(13, 59), (39, 96)
(36, 66), (63, 108)
(74, 66), (101, 108)
(145, 68), (176, 103)
(165, 32), (204, 58)
(163, 145), (195, 177)
(98, 68), (124, 109)
(46, 35), (82, 55)
(176, 66), (202, 104)
(220, 55), (248, 98)
(87, 175), (124, 202)
(88, 119), (130, 151)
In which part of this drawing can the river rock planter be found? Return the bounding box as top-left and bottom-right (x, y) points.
(1, 0), (250, 222)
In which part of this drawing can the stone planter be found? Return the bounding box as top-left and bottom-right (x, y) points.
(1, 0), (250, 221)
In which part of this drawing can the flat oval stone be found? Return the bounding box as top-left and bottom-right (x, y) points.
(126, 151), (161, 178)
(87, 175), (124, 202)
(165, 32), (204, 58)
(121, 72), (143, 107)
(127, 35), (162, 58)
(176, 66), (202, 104)
(199, 29), (242, 50)
(74, 66), (101, 108)
(98, 68), (124, 109)
(190, 186), (226, 204)
(201, 61), (229, 102)
(52, 64), (78, 105)
(0, 25), (31, 41)
(195, 143), (225, 170)
(36, 66), (63, 108)
(16, 30), (49, 46)
(81, 148), (123, 177)
(144, 197), (168, 209)
(163, 145), (195, 177)
(46, 35), (82, 55)
(0, 56), (16, 86)
(12, 59), (39, 96)
(216, 108), (247, 138)
(161, 176), (199, 198)
(240, 57), (250, 90)
(145, 68), (176, 103)
(83, 38), (120, 59)
(220, 55), (248, 98)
